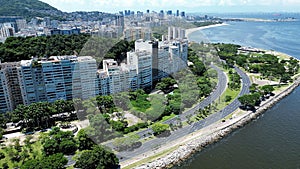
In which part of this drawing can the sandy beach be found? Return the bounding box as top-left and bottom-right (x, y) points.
(186, 23), (229, 41)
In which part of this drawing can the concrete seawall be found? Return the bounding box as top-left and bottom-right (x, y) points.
(134, 77), (300, 169)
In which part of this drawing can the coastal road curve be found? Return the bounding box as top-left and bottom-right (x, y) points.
(105, 64), (227, 147)
(115, 65), (250, 162)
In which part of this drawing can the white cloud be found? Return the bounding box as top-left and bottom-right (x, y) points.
(40, 0), (300, 12)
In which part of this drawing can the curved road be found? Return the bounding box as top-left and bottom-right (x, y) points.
(114, 65), (250, 162)
(189, 66), (251, 132)
(132, 64), (227, 138)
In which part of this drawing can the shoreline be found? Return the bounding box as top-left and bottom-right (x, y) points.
(186, 23), (229, 41)
(131, 75), (300, 169)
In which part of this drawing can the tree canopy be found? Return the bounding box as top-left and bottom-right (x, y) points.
(21, 153), (67, 169)
(42, 127), (77, 155)
(215, 43), (299, 83)
(0, 34), (90, 62)
(0, 0), (63, 20)
(74, 145), (119, 169)
(151, 122), (169, 136)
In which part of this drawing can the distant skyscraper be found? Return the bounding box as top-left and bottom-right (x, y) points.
(124, 27), (152, 41)
(180, 11), (186, 17)
(137, 11), (143, 17)
(146, 9), (150, 14)
(114, 14), (124, 29)
(159, 10), (164, 18)
(168, 27), (186, 41)
(176, 10), (180, 17)
(167, 10), (172, 15)
(125, 10), (131, 16)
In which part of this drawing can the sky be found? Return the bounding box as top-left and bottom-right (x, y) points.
(39, 0), (300, 13)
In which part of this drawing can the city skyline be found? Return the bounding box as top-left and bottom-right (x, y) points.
(40, 0), (300, 13)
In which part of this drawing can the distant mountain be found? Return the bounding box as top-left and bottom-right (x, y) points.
(0, 0), (64, 20)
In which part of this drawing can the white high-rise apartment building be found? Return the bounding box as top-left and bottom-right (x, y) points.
(72, 56), (98, 100)
(18, 56), (97, 106)
(167, 27), (186, 41)
(124, 27), (152, 41)
(0, 23), (15, 38)
(0, 36), (188, 113)
(0, 66), (13, 112)
(127, 50), (152, 89)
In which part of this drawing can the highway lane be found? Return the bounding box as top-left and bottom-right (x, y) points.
(116, 66), (250, 162)
(189, 66), (251, 133)
(113, 65), (228, 160)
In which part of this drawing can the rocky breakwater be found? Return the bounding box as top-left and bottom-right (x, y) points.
(134, 77), (300, 169)
(134, 131), (230, 169)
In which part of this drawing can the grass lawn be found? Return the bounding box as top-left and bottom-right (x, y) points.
(159, 113), (176, 123)
(0, 139), (43, 168)
(215, 67), (241, 111)
(131, 94), (151, 112)
(216, 88), (240, 111)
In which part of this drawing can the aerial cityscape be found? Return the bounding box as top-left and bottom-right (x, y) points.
(0, 0), (300, 169)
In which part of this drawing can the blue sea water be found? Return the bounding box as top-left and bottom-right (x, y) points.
(189, 13), (300, 59)
(174, 13), (300, 169)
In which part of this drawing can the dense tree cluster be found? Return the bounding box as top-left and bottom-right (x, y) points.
(238, 92), (261, 110)
(228, 70), (241, 90)
(6, 100), (75, 131)
(0, 0), (63, 20)
(1, 135), (69, 168)
(105, 40), (135, 64)
(74, 145), (119, 169)
(76, 129), (96, 151)
(41, 127), (77, 155)
(156, 77), (177, 93)
(0, 125), (120, 168)
(95, 95), (116, 114)
(215, 43), (299, 83)
(197, 76), (213, 97)
(0, 34), (90, 62)
(239, 84), (275, 110)
(151, 122), (170, 136)
(21, 153), (67, 169)
(163, 89), (182, 116)
(188, 49), (207, 76)
(81, 93), (149, 138)
(84, 113), (120, 144)
(193, 21), (223, 28)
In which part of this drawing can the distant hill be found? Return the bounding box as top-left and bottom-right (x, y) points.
(0, 0), (64, 20)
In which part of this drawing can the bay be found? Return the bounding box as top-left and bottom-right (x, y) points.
(174, 14), (300, 169)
